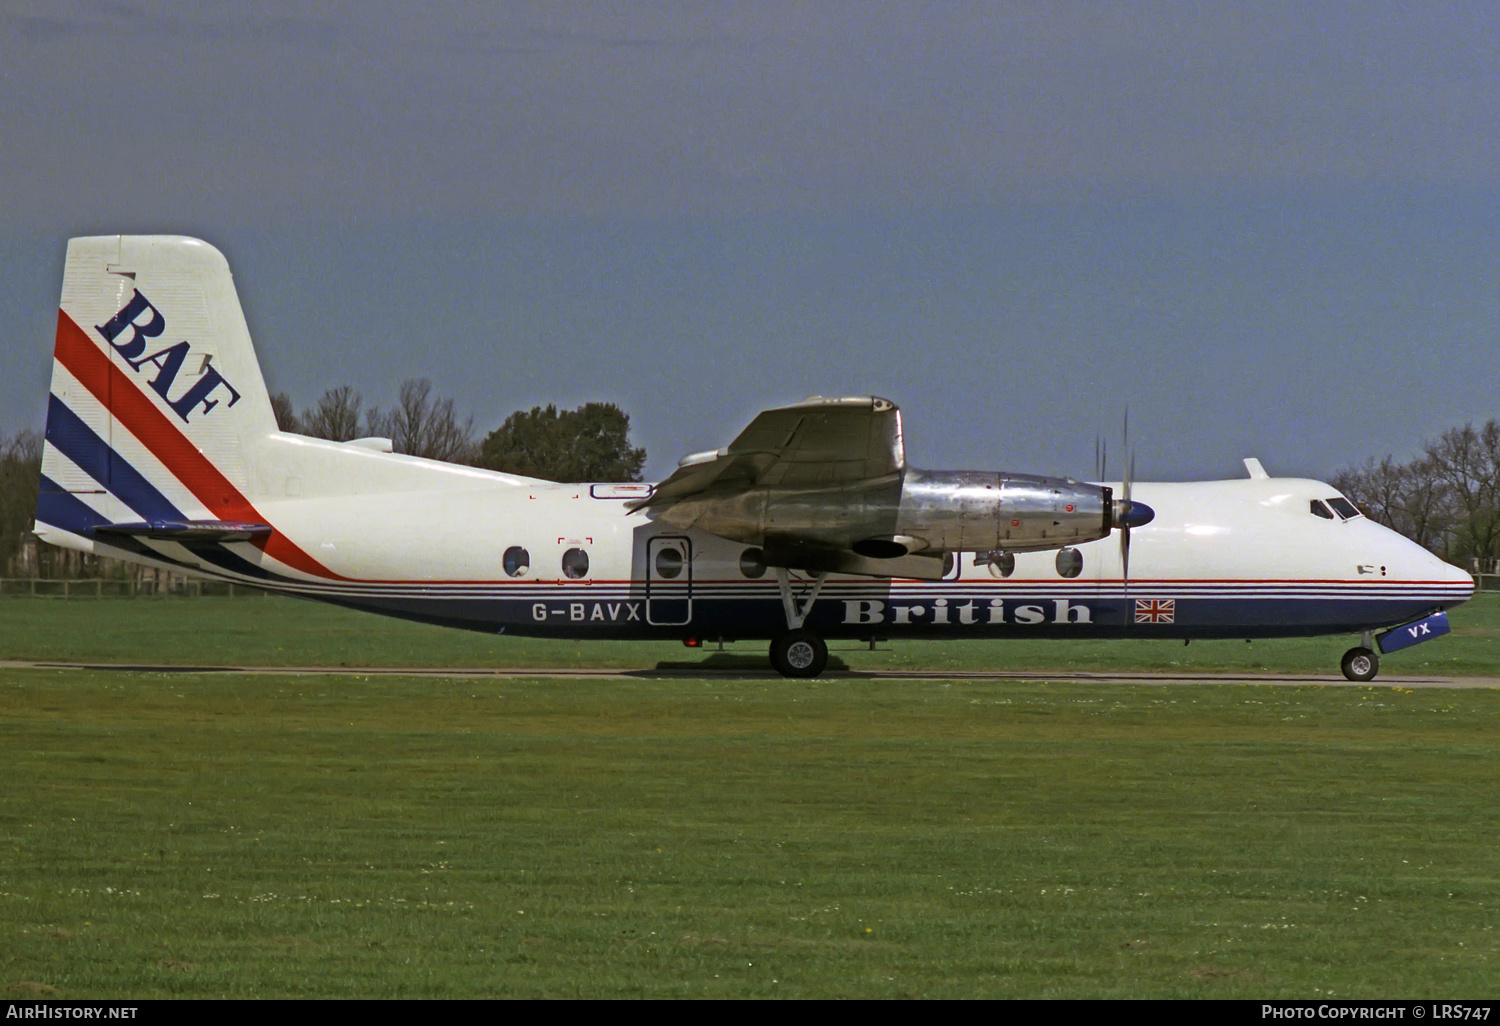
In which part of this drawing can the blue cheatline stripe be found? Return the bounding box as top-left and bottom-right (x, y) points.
(44, 394), (186, 522)
(181, 540), (282, 582)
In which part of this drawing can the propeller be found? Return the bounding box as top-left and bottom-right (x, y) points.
(1110, 411), (1155, 589)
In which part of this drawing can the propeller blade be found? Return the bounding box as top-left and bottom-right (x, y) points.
(1123, 449), (1134, 589)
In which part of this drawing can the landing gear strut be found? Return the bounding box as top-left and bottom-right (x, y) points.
(769, 567), (830, 679)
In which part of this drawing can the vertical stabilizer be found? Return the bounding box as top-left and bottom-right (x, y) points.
(38, 236), (279, 550)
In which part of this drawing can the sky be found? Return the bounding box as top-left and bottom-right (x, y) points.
(2, 1), (1497, 483)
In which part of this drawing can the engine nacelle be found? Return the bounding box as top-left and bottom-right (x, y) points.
(884, 468), (1114, 555)
(678, 467), (1124, 554)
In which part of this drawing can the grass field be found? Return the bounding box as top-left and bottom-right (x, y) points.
(2, 596), (1498, 998)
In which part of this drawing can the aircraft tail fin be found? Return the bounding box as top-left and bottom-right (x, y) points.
(37, 235), (281, 550)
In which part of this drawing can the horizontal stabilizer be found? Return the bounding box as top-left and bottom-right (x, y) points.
(93, 520), (273, 542)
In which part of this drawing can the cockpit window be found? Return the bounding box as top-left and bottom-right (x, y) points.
(1327, 497), (1362, 520)
(1310, 500), (1335, 520)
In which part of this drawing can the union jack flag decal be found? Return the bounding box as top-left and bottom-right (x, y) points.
(1134, 598), (1176, 624)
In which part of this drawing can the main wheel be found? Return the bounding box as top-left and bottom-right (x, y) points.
(770, 630), (828, 678)
(1341, 646), (1379, 682)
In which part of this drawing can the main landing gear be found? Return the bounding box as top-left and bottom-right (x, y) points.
(1340, 631), (1380, 682)
(769, 568), (831, 678)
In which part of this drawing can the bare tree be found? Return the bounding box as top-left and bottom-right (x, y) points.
(1396, 457), (1455, 556)
(366, 379), (477, 463)
(301, 385), (365, 442)
(1425, 420), (1500, 567)
(1330, 456), (1397, 528)
(269, 392), (301, 433)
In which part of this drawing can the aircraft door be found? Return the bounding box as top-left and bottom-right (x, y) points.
(646, 536), (693, 626)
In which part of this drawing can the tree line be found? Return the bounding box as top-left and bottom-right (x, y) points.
(1330, 419), (1500, 573)
(270, 379), (645, 481)
(0, 379), (646, 578)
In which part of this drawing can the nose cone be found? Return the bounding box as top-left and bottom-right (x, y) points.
(1401, 535), (1475, 607)
(1116, 500), (1155, 529)
(1436, 553), (1476, 593)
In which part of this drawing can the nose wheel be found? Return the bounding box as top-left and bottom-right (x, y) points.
(1341, 646), (1379, 682)
(770, 630), (828, 678)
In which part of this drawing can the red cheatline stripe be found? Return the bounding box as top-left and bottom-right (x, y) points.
(53, 309), (345, 580)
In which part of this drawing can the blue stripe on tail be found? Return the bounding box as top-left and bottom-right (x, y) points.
(44, 394), (186, 522)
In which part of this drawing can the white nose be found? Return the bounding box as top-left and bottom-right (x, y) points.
(1424, 548), (1476, 603)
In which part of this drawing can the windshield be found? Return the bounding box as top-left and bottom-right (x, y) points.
(1327, 497), (1362, 520)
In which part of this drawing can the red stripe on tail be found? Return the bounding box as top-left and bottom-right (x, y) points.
(53, 310), (346, 580)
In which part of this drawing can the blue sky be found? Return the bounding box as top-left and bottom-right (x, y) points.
(2, 2), (1496, 481)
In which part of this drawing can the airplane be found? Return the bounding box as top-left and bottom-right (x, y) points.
(34, 236), (1474, 681)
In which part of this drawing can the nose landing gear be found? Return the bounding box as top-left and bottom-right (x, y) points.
(1341, 645), (1379, 682)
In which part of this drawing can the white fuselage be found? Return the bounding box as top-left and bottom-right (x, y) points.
(41, 431), (1474, 643)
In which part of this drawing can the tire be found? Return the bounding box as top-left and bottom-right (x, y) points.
(1341, 647), (1379, 682)
(770, 630), (828, 679)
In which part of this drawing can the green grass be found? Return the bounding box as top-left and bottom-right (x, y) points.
(1, 592), (1497, 676)
(2, 596), (1498, 997)
(2, 671), (1498, 998)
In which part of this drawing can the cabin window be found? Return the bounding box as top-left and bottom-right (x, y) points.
(503, 546), (531, 577)
(1055, 547), (1083, 579)
(739, 547), (767, 579)
(1310, 500), (1335, 520)
(654, 546), (684, 579)
(561, 547), (590, 579)
(1327, 497), (1362, 520)
(987, 552), (1016, 578)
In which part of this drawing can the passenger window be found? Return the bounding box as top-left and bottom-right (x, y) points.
(987, 552), (1016, 579)
(654, 547), (684, 579)
(1056, 547), (1083, 579)
(1327, 497), (1362, 520)
(1310, 500), (1334, 520)
(503, 546), (531, 577)
(739, 547), (767, 579)
(561, 548), (590, 579)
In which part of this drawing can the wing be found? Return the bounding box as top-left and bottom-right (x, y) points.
(630, 395), (904, 512)
(631, 396), (946, 580)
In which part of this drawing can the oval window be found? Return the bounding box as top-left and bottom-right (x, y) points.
(987, 552), (1016, 579)
(654, 546), (684, 579)
(739, 547), (767, 579)
(561, 547), (590, 579)
(1055, 547), (1083, 579)
(503, 546), (530, 577)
